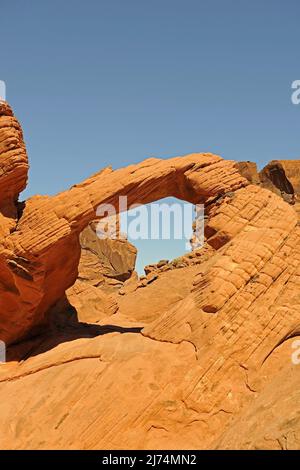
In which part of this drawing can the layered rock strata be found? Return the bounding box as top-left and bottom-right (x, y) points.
(0, 101), (299, 450)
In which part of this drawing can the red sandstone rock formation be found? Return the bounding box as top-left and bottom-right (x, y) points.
(0, 118), (247, 345)
(0, 101), (300, 450)
(238, 158), (300, 215)
(0, 101), (28, 239)
(66, 220), (137, 323)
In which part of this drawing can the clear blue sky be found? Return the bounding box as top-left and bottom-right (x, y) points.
(1, 0), (300, 272)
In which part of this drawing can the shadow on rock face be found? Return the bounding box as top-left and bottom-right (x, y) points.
(6, 295), (143, 363)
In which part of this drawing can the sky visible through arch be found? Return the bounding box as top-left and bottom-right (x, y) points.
(1, 0), (300, 270)
(119, 197), (196, 274)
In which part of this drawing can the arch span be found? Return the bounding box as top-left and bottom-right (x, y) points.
(0, 102), (249, 344)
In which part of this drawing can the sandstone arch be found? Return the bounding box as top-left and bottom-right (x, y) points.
(0, 102), (300, 448)
(0, 101), (249, 344)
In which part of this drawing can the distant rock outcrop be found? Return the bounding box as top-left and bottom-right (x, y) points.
(66, 220), (137, 323)
(238, 159), (300, 215)
(79, 220), (137, 284)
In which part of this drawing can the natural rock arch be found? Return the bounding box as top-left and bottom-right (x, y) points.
(1, 100), (299, 359)
(0, 101), (248, 344)
(2, 102), (300, 449)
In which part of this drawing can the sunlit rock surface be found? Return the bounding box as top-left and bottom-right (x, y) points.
(0, 101), (299, 449)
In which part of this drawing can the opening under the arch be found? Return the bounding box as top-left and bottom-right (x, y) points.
(119, 197), (200, 275)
